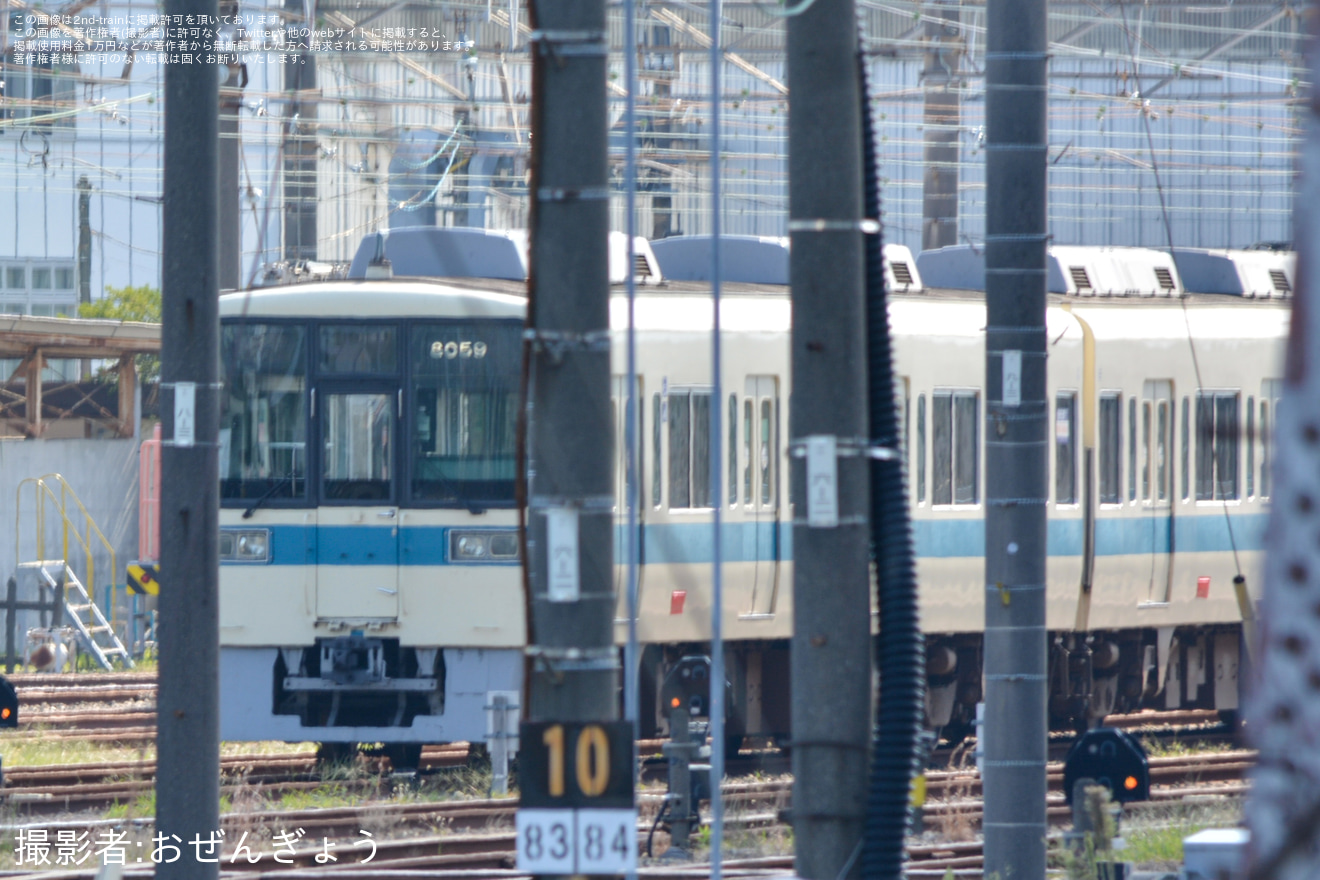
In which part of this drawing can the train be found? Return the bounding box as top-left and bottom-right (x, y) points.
(215, 226), (1291, 760)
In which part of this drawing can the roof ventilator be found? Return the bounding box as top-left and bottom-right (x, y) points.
(1270, 269), (1292, 296)
(890, 261), (914, 289)
(1154, 266), (1176, 295)
(1069, 265), (1092, 295)
(633, 252), (652, 280)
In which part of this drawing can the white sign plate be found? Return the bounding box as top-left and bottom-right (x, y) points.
(546, 507), (580, 602)
(576, 808), (638, 874)
(174, 381), (196, 447)
(516, 809), (576, 874)
(1002, 350), (1022, 408)
(806, 434), (838, 529)
(516, 809), (637, 874)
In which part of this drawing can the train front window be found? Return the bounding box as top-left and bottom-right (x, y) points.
(410, 323), (520, 505)
(320, 324), (397, 374)
(220, 323), (308, 502)
(322, 393), (394, 501)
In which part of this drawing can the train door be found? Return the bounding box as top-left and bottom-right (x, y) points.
(612, 375), (645, 602)
(744, 376), (780, 617)
(315, 385), (402, 619)
(1142, 380), (1174, 603)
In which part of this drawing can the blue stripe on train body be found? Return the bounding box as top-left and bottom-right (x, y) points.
(224, 511), (1267, 566)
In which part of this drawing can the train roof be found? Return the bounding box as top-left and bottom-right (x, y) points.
(649, 234), (923, 293)
(343, 227), (663, 285)
(219, 279), (527, 319)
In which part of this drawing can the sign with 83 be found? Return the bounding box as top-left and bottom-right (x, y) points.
(515, 808), (636, 874)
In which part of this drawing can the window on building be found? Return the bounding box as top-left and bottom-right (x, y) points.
(932, 390), (978, 505)
(1, 50), (77, 129)
(1196, 391), (1240, 501)
(1056, 393), (1077, 504)
(6, 268), (24, 289)
(31, 268), (50, 289)
(1099, 394), (1121, 504)
(54, 267), (73, 289)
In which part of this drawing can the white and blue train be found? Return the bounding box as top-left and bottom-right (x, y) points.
(216, 227), (1290, 756)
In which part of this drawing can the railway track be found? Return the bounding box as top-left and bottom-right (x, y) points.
(0, 771), (1242, 878)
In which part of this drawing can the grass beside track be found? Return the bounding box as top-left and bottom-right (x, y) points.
(0, 734), (317, 768)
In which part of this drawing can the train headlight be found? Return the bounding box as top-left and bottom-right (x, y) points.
(220, 528), (271, 563)
(449, 530), (520, 563)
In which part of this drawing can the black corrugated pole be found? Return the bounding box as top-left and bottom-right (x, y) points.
(523, 0), (616, 790)
(157, 4), (221, 880)
(786, 0), (872, 878)
(981, 0), (1049, 870)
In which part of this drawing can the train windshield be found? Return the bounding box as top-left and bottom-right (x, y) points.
(410, 323), (519, 505)
(219, 323), (308, 501)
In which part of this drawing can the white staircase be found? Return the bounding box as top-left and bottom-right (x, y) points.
(19, 561), (134, 670)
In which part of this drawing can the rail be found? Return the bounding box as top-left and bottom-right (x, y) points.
(14, 474), (119, 627)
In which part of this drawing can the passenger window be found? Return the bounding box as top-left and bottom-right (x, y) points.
(1099, 394), (1121, 504)
(652, 393), (662, 508)
(728, 395), (737, 507)
(1196, 391), (1240, 501)
(1156, 400), (1169, 502)
(1260, 399), (1271, 500)
(1141, 401), (1152, 501)
(1055, 393), (1077, 504)
(1261, 380), (1282, 500)
(1128, 397), (1138, 502)
(1188, 395), (1198, 498)
(932, 390), (978, 505)
(743, 400), (753, 504)
(916, 394), (926, 504)
(668, 390), (713, 509)
(1246, 396), (1255, 499)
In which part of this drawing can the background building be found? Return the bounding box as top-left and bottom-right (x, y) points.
(0, 0), (1302, 296)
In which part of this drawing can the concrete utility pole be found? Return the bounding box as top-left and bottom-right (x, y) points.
(981, 0), (1049, 870)
(156, 4), (220, 880)
(523, 0), (616, 759)
(218, 0), (244, 291)
(76, 176), (91, 305)
(282, 0), (316, 260)
(921, 0), (962, 251)
(77, 174), (92, 379)
(1243, 31), (1320, 880)
(786, 1), (872, 878)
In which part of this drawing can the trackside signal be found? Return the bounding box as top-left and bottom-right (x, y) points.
(1063, 727), (1150, 805)
(0, 676), (17, 728)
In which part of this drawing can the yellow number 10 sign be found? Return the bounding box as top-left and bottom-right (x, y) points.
(519, 720), (633, 809)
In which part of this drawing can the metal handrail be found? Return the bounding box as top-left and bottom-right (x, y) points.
(14, 474), (118, 626)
